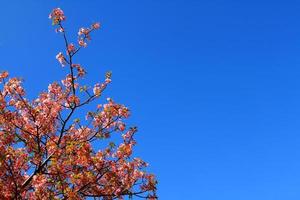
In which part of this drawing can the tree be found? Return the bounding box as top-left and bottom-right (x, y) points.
(0, 8), (157, 199)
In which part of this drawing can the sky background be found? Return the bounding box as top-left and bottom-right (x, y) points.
(1, 0), (300, 199)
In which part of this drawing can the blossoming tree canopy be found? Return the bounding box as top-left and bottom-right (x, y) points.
(0, 8), (157, 199)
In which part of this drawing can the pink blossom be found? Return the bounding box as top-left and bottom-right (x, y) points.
(49, 8), (65, 24)
(67, 43), (76, 54)
(78, 27), (90, 36)
(118, 122), (126, 131)
(93, 83), (102, 96)
(92, 22), (101, 29)
(78, 38), (87, 47)
(56, 52), (66, 66)
(0, 71), (8, 79)
(72, 64), (86, 77)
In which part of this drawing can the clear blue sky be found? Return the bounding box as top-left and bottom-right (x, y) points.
(1, 0), (300, 199)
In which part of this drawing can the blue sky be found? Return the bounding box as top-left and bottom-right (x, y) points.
(1, 0), (300, 199)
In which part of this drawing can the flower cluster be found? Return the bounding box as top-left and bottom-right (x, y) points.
(77, 23), (100, 47)
(49, 8), (65, 24)
(92, 22), (101, 29)
(67, 43), (76, 55)
(72, 64), (86, 78)
(0, 71), (8, 80)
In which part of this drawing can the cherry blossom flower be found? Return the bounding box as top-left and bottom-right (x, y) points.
(92, 22), (101, 29)
(49, 8), (66, 24)
(56, 52), (66, 66)
(67, 43), (76, 54)
(78, 38), (87, 47)
(0, 71), (8, 79)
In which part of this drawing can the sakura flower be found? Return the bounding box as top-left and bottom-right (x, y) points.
(70, 95), (80, 104)
(92, 22), (101, 29)
(32, 175), (47, 189)
(105, 71), (112, 83)
(72, 64), (86, 77)
(67, 43), (76, 54)
(56, 52), (66, 66)
(93, 83), (102, 96)
(118, 122), (126, 132)
(78, 27), (90, 36)
(49, 8), (66, 24)
(78, 38), (87, 47)
(55, 27), (64, 33)
(0, 71), (8, 79)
